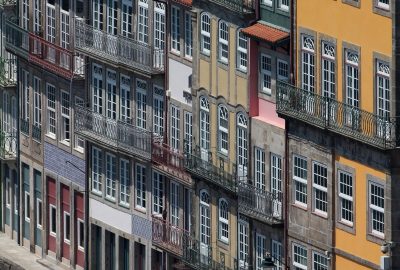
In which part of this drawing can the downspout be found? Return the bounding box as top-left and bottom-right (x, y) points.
(84, 141), (89, 270)
(163, 0), (170, 146)
(331, 147), (336, 269)
(16, 0), (21, 246)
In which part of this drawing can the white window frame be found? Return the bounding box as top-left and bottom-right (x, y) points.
(271, 154), (283, 197)
(138, 0), (149, 44)
(91, 147), (103, 195)
(60, 1), (70, 51)
(369, 181), (385, 238)
(77, 218), (85, 251)
(293, 155), (308, 207)
(136, 80), (147, 130)
(256, 233), (266, 270)
(120, 75), (131, 123)
(3, 92), (10, 134)
(345, 50), (360, 109)
(22, 0), (30, 30)
(154, 2), (165, 50)
(237, 31), (248, 72)
(61, 90), (71, 144)
(302, 36), (315, 92)
(63, 211), (71, 244)
(136, 164), (146, 211)
(200, 13), (211, 55)
(272, 240), (283, 270)
(293, 243), (307, 270)
(105, 152), (117, 200)
(312, 162), (328, 216)
(200, 97), (210, 152)
(36, 198), (42, 229)
(218, 21), (229, 63)
(92, 64), (103, 114)
(22, 70), (30, 122)
(184, 111), (193, 152)
(93, 0), (103, 30)
(260, 54), (272, 95)
(171, 6), (181, 53)
(46, 83), (56, 138)
(33, 77), (41, 128)
(338, 171), (354, 226)
(262, 0), (273, 6)
(152, 171), (164, 216)
(49, 204), (57, 237)
(184, 12), (193, 59)
(377, 0), (390, 10)
(6, 178), (11, 208)
(121, 0), (133, 37)
(313, 251), (328, 270)
(106, 70), (117, 120)
(199, 190), (210, 246)
(218, 105), (229, 155)
(278, 0), (289, 11)
(254, 147), (265, 190)
(120, 158), (130, 207)
(237, 113), (248, 177)
(24, 191), (30, 222)
(107, 0), (117, 35)
(238, 218), (249, 268)
(277, 59), (289, 81)
(376, 60), (390, 139)
(322, 42), (336, 98)
(218, 199), (229, 243)
(170, 105), (180, 150)
(153, 89), (164, 136)
(46, 2), (56, 44)
(170, 181), (179, 226)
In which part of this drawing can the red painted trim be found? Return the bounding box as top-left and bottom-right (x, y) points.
(61, 184), (70, 260)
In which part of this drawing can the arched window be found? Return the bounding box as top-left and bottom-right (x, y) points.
(219, 198), (229, 243)
(218, 105), (229, 155)
(237, 113), (248, 177)
(199, 190), (210, 246)
(219, 21), (229, 63)
(201, 13), (211, 55)
(237, 30), (247, 72)
(199, 96), (210, 151)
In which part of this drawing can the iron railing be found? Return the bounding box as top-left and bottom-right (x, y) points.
(152, 216), (212, 269)
(74, 105), (152, 160)
(0, 131), (16, 160)
(276, 81), (398, 149)
(209, 0), (255, 13)
(0, 56), (17, 87)
(238, 181), (283, 224)
(32, 124), (41, 142)
(75, 19), (164, 74)
(20, 119), (29, 135)
(5, 19), (29, 59)
(184, 145), (237, 193)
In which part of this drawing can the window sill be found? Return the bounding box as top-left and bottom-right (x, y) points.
(367, 232), (385, 245)
(37, 225), (43, 230)
(119, 202), (130, 209)
(292, 202), (307, 211)
(135, 206), (147, 214)
(105, 196), (116, 203)
(64, 239), (71, 245)
(336, 220), (356, 235)
(91, 190), (103, 197)
(50, 232), (57, 238)
(46, 134), (56, 140)
(170, 49), (181, 57)
(78, 247), (85, 252)
(25, 218), (30, 223)
(312, 210), (328, 219)
(60, 140), (71, 147)
(74, 147), (84, 154)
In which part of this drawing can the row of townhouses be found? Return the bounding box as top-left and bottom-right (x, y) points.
(0, 0), (398, 270)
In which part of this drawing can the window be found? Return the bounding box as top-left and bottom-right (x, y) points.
(46, 1), (56, 45)
(3, 92), (10, 134)
(262, 0), (273, 6)
(107, 0), (117, 34)
(14, 183), (18, 214)
(293, 243), (307, 270)
(277, 59), (289, 81)
(171, 6), (181, 52)
(294, 156), (308, 206)
(237, 31), (248, 72)
(106, 70), (117, 120)
(120, 75), (131, 123)
(345, 50), (359, 109)
(77, 219), (85, 251)
(92, 147), (103, 195)
(184, 112), (193, 152)
(22, 70), (30, 122)
(121, 0), (133, 37)
(313, 162), (328, 215)
(302, 36), (315, 92)
(339, 171), (353, 225)
(218, 105), (229, 155)
(153, 89), (164, 136)
(60, 0), (70, 51)
(238, 218), (249, 268)
(75, 136), (85, 153)
(278, 0), (289, 11)
(105, 153), (117, 200)
(154, 2), (165, 50)
(218, 21), (229, 63)
(271, 154), (283, 198)
(185, 12), (193, 58)
(46, 84), (56, 137)
(25, 192), (30, 222)
(272, 240), (283, 270)
(153, 171), (164, 215)
(36, 198), (42, 229)
(322, 43), (336, 98)
(200, 190), (210, 246)
(138, 0), (149, 43)
(170, 182), (179, 226)
(120, 159), (130, 207)
(219, 199), (229, 243)
(260, 54), (272, 95)
(377, 0), (390, 10)
(313, 252), (328, 270)
(200, 97), (210, 151)
(201, 13), (211, 55)
(22, 0), (29, 30)
(50, 204), (57, 236)
(237, 113), (248, 177)
(64, 211), (71, 244)
(136, 80), (147, 129)
(369, 182), (384, 237)
(171, 106), (180, 149)
(254, 148), (265, 190)
(256, 234), (266, 270)
(377, 61), (390, 138)
(33, 77), (41, 128)
(136, 164), (146, 210)
(6, 178), (10, 208)
(92, 64), (103, 114)
(93, 0), (103, 30)
(61, 91), (71, 144)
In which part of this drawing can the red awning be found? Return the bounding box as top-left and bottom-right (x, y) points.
(242, 23), (289, 43)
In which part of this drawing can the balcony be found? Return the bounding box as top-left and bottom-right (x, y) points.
(152, 142), (192, 186)
(0, 0), (16, 8)
(276, 81), (398, 150)
(20, 119), (29, 135)
(5, 20), (29, 59)
(209, 0), (254, 13)
(74, 106), (152, 160)
(238, 181), (282, 225)
(152, 216), (212, 270)
(75, 20), (164, 75)
(184, 146), (237, 193)
(0, 131), (16, 160)
(0, 56), (17, 87)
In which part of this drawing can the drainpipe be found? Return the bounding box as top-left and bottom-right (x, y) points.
(331, 147), (336, 269)
(16, 0), (21, 246)
(84, 141), (89, 270)
(163, 0), (170, 146)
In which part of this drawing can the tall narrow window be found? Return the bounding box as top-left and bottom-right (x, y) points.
(107, 0), (118, 35)
(22, 0), (29, 30)
(293, 155), (307, 206)
(136, 80), (147, 129)
(64, 211), (71, 244)
(77, 219), (85, 251)
(293, 243), (307, 270)
(46, 84), (56, 137)
(313, 162), (328, 215)
(120, 75), (131, 123)
(46, 1), (56, 45)
(136, 164), (146, 210)
(254, 148), (265, 190)
(50, 204), (57, 236)
(271, 154), (283, 197)
(302, 36), (315, 92)
(93, 0), (104, 30)
(138, 0), (149, 44)
(171, 6), (181, 52)
(256, 234), (266, 270)
(345, 50), (359, 108)
(277, 59), (289, 81)
(154, 2), (165, 50)
(25, 192), (30, 222)
(200, 97), (210, 153)
(272, 240), (283, 270)
(377, 61), (390, 139)
(153, 172), (164, 215)
(201, 13), (211, 55)
(106, 70), (117, 120)
(33, 77), (41, 128)
(22, 70), (30, 122)
(322, 43), (336, 98)
(313, 252), (328, 270)
(218, 21), (229, 63)
(218, 199), (229, 243)
(185, 12), (193, 58)
(237, 31), (248, 71)
(37, 198), (43, 229)
(92, 147), (103, 195)
(199, 190), (210, 248)
(184, 112), (193, 152)
(260, 54), (272, 95)
(153, 87), (164, 136)
(369, 182), (384, 237)
(237, 113), (248, 177)
(121, 0), (133, 37)
(339, 171), (353, 226)
(218, 105), (229, 155)
(105, 153), (117, 200)
(170, 182), (179, 226)
(34, 0), (42, 33)
(3, 92), (10, 134)
(238, 218), (249, 268)
(92, 65), (103, 114)
(171, 106), (180, 149)
(120, 159), (130, 207)
(60, 0), (70, 50)
(61, 91), (70, 144)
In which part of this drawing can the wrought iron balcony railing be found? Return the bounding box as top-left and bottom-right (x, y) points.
(74, 106), (152, 160)
(75, 19), (164, 74)
(184, 145), (237, 193)
(209, 0), (255, 13)
(152, 142), (192, 186)
(277, 81), (398, 149)
(152, 216), (212, 270)
(32, 124), (41, 142)
(238, 181), (283, 224)
(20, 119), (29, 135)
(5, 19), (29, 59)
(0, 131), (16, 160)
(0, 56), (17, 87)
